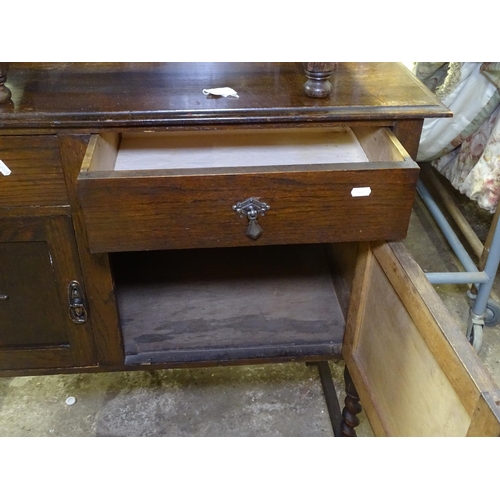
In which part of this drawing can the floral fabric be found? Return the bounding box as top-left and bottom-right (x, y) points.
(415, 62), (500, 212)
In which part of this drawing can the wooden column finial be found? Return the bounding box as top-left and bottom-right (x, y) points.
(303, 62), (336, 98)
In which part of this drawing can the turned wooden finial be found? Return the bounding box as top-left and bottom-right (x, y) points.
(0, 63), (12, 103)
(303, 62), (336, 98)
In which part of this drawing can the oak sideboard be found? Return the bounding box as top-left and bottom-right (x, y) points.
(1, 62), (499, 436)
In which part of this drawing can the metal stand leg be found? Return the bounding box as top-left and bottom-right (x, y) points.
(466, 216), (500, 350)
(417, 177), (500, 352)
(307, 361), (343, 436)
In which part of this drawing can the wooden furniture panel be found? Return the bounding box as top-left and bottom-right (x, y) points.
(343, 241), (500, 436)
(77, 127), (419, 253)
(0, 63), (451, 130)
(3, 62), (497, 436)
(0, 135), (69, 208)
(58, 134), (124, 367)
(0, 241), (70, 347)
(112, 244), (345, 365)
(0, 216), (96, 370)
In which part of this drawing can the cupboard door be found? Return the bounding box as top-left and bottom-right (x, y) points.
(343, 241), (500, 436)
(0, 216), (96, 371)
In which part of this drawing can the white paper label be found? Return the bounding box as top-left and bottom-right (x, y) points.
(202, 87), (239, 98)
(0, 160), (11, 176)
(351, 187), (371, 197)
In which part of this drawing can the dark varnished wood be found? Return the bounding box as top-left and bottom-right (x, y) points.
(0, 63), (442, 374)
(79, 164), (419, 253)
(58, 134), (124, 366)
(392, 119), (425, 160)
(112, 245), (344, 365)
(77, 126), (420, 253)
(0, 240), (67, 347)
(0, 135), (69, 208)
(303, 63), (336, 98)
(0, 216), (96, 370)
(341, 366), (362, 436)
(0, 63), (472, 438)
(10, 63), (500, 437)
(0, 63), (450, 131)
(0, 353), (341, 378)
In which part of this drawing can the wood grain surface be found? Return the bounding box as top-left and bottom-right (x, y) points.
(0, 135), (68, 207)
(0, 63), (450, 130)
(77, 127), (419, 253)
(113, 244), (345, 365)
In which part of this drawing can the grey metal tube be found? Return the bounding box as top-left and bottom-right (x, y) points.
(417, 179), (479, 274)
(426, 271), (488, 285)
(472, 215), (500, 315)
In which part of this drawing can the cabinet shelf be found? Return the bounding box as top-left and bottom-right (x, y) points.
(111, 244), (345, 365)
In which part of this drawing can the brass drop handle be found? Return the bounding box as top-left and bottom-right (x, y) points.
(68, 281), (88, 324)
(233, 198), (270, 240)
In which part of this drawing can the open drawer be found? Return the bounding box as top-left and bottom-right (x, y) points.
(77, 127), (420, 253)
(341, 240), (500, 436)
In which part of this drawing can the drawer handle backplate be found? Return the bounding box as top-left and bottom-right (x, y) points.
(233, 198), (270, 240)
(68, 281), (88, 324)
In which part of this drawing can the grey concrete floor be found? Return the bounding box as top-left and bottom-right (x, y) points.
(1, 175), (500, 437)
(0, 363), (345, 437)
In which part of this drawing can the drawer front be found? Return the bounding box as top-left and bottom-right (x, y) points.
(0, 135), (69, 208)
(77, 129), (420, 253)
(79, 168), (419, 253)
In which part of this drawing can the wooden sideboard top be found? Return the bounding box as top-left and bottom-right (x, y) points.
(0, 62), (450, 131)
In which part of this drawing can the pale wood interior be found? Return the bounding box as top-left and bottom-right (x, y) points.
(353, 127), (410, 162)
(350, 249), (472, 436)
(81, 133), (120, 173)
(84, 127), (409, 173)
(115, 128), (369, 171)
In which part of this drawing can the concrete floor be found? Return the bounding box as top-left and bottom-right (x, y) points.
(1, 175), (500, 437)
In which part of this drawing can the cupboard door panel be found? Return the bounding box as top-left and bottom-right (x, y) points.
(0, 241), (68, 347)
(0, 216), (96, 371)
(343, 241), (500, 437)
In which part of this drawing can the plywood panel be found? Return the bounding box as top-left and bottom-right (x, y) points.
(114, 129), (369, 171)
(353, 257), (470, 436)
(343, 241), (500, 436)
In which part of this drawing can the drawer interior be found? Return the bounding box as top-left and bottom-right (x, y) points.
(111, 244), (346, 365)
(78, 125), (419, 253)
(82, 126), (410, 175)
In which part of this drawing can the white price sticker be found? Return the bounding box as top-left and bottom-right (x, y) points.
(0, 160), (11, 176)
(202, 87), (239, 98)
(351, 187), (371, 197)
